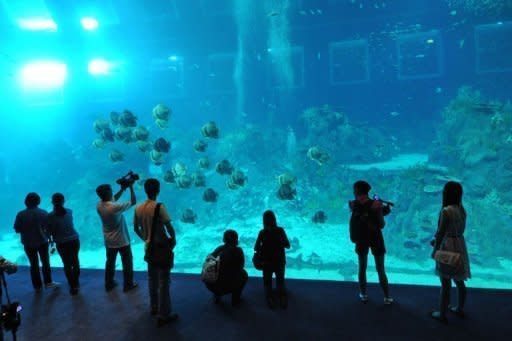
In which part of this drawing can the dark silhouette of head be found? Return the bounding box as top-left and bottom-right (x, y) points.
(223, 229), (238, 247)
(353, 180), (371, 198)
(25, 192), (41, 208)
(144, 178), (160, 199)
(263, 210), (277, 230)
(442, 181), (463, 208)
(52, 193), (67, 216)
(96, 184), (113, 202)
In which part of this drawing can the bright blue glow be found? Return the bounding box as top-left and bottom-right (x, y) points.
(88, 58), (111, 75)
(81, 17), (99, 30)
(19, 61), (67, 90)
(18, 18), (57, 31)
(168, 55), (178, 62)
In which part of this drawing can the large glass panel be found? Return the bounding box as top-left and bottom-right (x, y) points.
(1, 0), (511, 290)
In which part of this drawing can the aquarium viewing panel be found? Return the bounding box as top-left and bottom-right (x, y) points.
(329, 39), (370, 85)
(396, 30), (444, 80)
(475, 22), (512, 74)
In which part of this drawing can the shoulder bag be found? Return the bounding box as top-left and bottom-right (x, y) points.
(144, 203), (175, 269)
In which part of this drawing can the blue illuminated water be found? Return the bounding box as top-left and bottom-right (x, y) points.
(1, 0), (511, 289)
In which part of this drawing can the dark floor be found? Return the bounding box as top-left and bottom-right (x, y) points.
(2, 267), (511, 341)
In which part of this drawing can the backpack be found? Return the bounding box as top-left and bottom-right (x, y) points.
(201, 254), (221, 284)
(349, 200), (375, 244)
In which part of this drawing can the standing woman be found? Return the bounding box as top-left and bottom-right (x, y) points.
(48, 193), (81, 295)
(430, 181), (471, 322)
(254, 210), (290, 309)
(14, 193), (58, 291)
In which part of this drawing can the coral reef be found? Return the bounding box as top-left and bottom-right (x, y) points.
(301, 105), (393, 163)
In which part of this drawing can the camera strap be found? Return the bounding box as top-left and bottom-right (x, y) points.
(0, 271), (12, 304)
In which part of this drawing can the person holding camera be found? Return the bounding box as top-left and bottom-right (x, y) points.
(134, 178), (178, 327)
(47, 193), (81, 296)
(14, 193), (59, 291)
(203, 230), (248, 307)
(0, 257), (18, 341)
(430, 181), (470, 323)
(349, 180), (393, 305)
(96, 177), (138, 293)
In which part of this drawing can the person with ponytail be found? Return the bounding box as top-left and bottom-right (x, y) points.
(48, 193), (81, 295)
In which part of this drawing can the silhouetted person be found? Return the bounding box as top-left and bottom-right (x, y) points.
(430, 181), (471, 323)
(1, 256), (17, 341)
(205, 230), (248, 306)
(134, 178), (178, 327)
(14, 193), (59, 291)
(47, 193), (80, 296)
(349, 180), (393, 304)
(254, 210), (290, 309)
(96, 183), (137, 292)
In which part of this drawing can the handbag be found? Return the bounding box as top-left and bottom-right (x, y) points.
(252, 252), (264, 271)
(434, 250), (461, 267)
(144, 203), (175, 269)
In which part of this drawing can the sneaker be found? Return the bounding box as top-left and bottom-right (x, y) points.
(157, 313), (179, 327)
(123, 282), (138, 293)
(44, 282), (60, 289)
(449, 305), (465, 318)
(430, 311), (448, 323)
(359, 293), (368, 303)
(105, 281), (118, 292)
(384, 297), (394, 305)
(69, 287), (79, 296)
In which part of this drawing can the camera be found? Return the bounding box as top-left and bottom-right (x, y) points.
(0, 258), (16, 275)
(1, 257), (21, 337)
(372, 195), (394, 216)
(116, 171), (139, 189)
(1, 302), (21, 332)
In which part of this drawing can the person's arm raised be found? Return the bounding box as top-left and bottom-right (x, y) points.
(113, 187), (125, 202)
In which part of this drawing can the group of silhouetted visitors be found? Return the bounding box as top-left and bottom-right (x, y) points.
(9, 177), (470, 329)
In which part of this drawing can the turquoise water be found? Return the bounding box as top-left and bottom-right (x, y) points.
(1, 0), (512, 289)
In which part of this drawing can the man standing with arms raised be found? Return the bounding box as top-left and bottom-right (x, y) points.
(96, 180), (138, 293)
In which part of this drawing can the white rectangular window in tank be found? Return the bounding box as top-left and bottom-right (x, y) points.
(329, 39), (370, 85)
(147, 56), (185, 99)
(396, 30), (444, 80)
(268, 45), (305, 89)
(207, 53), (236, 94)
(475, 22), (512, 73)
